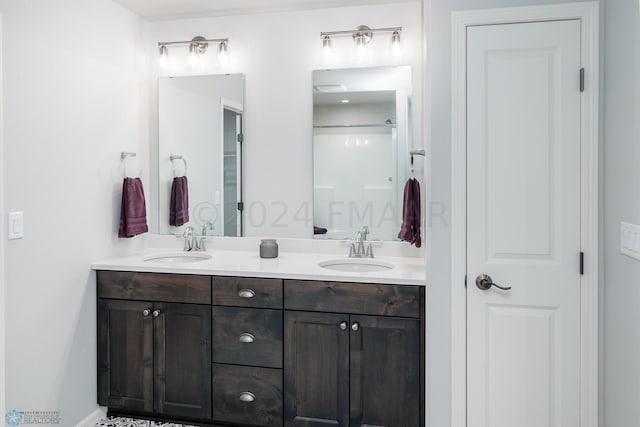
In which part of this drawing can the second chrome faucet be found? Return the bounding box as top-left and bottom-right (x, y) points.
(349, 226), (375, 258)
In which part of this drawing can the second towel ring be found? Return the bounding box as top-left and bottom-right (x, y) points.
(170, 154), (188, 177)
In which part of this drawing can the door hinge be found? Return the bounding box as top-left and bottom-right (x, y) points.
(580, 68), (585, 92)
(464, 275), (467, 289)
(237, 202), (244, 212)
(237, 133), (244, 143)
(580, 252), (585, 275)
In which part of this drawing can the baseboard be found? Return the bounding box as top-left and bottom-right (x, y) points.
(75, 407), (107, 427)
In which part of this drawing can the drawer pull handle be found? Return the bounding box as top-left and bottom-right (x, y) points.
(239, 333), (256, 344)
(239, 391), (256, 402)
(238, 289), (256, 299)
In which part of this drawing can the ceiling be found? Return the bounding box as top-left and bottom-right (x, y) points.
(113, 0), (417, 21)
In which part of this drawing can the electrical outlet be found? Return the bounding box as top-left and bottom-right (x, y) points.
(621, 222), (640, 261)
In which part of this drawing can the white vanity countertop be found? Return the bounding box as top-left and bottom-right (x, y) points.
(92, 246), (426, 286)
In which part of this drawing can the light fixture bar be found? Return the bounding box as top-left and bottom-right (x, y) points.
(157, 38), (228, 48)
(320, 26), (401, 37)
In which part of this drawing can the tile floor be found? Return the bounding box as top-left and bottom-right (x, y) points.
(96, 417), (197, 427)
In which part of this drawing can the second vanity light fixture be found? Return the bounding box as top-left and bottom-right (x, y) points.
(321, 25), (402, 57)
(158, 36), (229, 68)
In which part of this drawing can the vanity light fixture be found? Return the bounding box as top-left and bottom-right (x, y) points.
(157, 36), (229, 68)
(320, 25), (402, 54)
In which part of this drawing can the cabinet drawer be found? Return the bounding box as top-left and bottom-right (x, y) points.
(213, 277), (283, 309)
(284, 280), (422, 318)
(212, 364), (282, 427)
(98, 271), (211, 304)
(212, 307), (283, 369)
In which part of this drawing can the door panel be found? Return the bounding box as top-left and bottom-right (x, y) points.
(284, 311), (349, 427)
(466, 20), (581, 427)
(97, 299), (153, 413)
(154, 302), (212, 419)
(350, 315), (421, 427)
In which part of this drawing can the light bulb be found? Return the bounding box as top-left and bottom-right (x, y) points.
(391, 31), (401, 57)
(218, 41), (228, 65)
(188, 43), (199, 68)
(322, 35), (332, 61)
(159, 45), (168, 68)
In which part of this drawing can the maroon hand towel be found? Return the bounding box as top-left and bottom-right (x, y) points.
(398, 178), (422, 247)
(118, 177), (149, 238)
(169, 176), (189, 227)
(314, 226), (328, 235)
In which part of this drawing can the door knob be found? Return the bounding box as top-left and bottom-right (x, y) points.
(142, 308), (152, 317)
(339, 321), (348, 331)
(475, 274), (512, 291)
(152, 309), (162, 317)
(351, 322), (360, 331)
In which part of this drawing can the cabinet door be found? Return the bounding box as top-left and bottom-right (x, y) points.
(97, 299), (153, 412)
(350, 315), (421, 427)
(154, 303), (212, 419)
(284, 311), (349, 427)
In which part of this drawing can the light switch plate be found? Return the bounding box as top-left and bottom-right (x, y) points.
(8, 211), (24, 240)
(621, 221), (640, 261)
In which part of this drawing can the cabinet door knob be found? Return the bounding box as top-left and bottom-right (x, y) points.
(339, 321), (348, 331)
(351, 322), (360, 331)
(239, 333), (256, 344)
(152, 309), (161, 317)
(142, 308), (152, 317)
(238, 289), (256, 299)
(239, 391), (256, 402)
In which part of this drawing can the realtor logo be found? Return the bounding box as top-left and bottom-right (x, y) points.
(5, 410), (23, 426)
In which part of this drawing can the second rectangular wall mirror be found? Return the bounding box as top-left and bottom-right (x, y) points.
(312, 66), (413, 241)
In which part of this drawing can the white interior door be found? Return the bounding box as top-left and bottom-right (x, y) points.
(466, 20), (582, 427)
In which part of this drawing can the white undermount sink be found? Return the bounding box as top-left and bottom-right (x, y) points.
(318, 258), (394, 273)
(143, 252), (212, 263)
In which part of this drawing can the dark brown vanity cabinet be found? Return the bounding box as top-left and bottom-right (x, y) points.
(97, 271), (212, 420)
(283, 280), (425, 427)
(97, 272), (424, 427)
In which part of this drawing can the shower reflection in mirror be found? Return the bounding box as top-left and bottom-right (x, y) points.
(312, 66), (413, 241)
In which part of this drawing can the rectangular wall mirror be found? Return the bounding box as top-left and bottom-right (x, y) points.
(312, 66), (412, 241)
(158, 74), (245, 236)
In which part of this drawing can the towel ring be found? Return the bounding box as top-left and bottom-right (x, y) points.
(170, 154), (188, 178)
(121, 151), (140, 178)
(409, 149), (425, 175)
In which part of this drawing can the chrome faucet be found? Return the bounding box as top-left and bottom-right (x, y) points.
(196, 222), (214, 251)
(349, 226), (374, 258)
(181, 225), (208, 252)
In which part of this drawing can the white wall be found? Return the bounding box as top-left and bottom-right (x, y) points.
(424, 0), (599, 426)
(148, 2), (423, 238)
(602, 0), (640, 425)
(0, 0), (147, 424)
